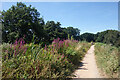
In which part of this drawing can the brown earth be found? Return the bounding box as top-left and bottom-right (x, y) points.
(73, 45), (102, 78)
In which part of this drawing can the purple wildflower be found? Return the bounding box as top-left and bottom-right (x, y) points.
(44, 44), (47, 50)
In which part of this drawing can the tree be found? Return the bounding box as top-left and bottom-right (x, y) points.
(80, 33), (95, 42)
(65, 27), (80, 40)
(44, 21), (68, 43)
(1, 2), (45, 43)
(96, 30), (120, 47)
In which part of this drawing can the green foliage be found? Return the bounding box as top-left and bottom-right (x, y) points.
(43, 21), (67, 43)
(94, 43), (120, 78)
(96, 30), (120, 47)
(66, 27), (80, 40)
(80, 33), (95, 42)
(2, 43), (73, 78)
(43, 21), (80, 43)
(2, 38), (91, 79)
(2, 2), (120, 79)
(80, 30), (120, 47)
(2, 2), (45, 43)
(1, 2), (81, 44)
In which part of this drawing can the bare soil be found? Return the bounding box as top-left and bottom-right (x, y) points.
(73, 45), (101, 78)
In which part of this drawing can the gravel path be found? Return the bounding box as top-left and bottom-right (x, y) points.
(73, 45), (101, 78)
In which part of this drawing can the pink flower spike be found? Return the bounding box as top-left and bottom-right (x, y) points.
(44, 44), (47, 50)
(57, 38), (60, 41)
(23, 35), (26, 38)
(10, 44), (12, 48)
(14, 40), (18, 45)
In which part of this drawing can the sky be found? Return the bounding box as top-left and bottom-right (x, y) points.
(1, 2), (118, 34)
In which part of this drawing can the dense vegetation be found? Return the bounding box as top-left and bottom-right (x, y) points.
(2, 38), (90, 78)
(1, 2), (120, 79)
(80, 33), (96, 42)
(94, 43), (120, 78)
(1, 2), (120, 47)
(1, 3), (91, 79)
(80, 30), (120, 47)
(1, 2), (80, 45)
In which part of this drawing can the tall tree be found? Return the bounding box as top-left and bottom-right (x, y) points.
(96, 30), (120, 47)
(44, 21), (68, 42)
(65, 27), (80, 40)
(1, 2), (45, 43)
(80, 33), (95, 42)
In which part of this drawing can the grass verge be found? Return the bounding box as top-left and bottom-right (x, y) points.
(94, 43), (120, 78)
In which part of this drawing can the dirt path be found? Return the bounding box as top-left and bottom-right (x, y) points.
(73, 45), (101, 78)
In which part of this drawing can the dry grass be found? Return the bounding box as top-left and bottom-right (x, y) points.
(94, 43), (120, 78)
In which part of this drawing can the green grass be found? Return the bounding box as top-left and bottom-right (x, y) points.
(2, 39), (91, 79)
(94, 43), (120, 78)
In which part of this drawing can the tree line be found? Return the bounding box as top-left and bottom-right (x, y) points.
(1, 2), (120, 47)
(1, 2), (80, 45)
(80, 30), (120, 47)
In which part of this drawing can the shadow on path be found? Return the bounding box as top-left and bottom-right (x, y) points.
(76, 62), (88, 70)
(73, 45), (101, 78)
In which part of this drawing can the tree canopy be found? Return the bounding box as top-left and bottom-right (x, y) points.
(80, 30), (120, 47)
(1, 2), (80, 44)
(96, 30), (120, 47)
(80, 33), (95, 42)
(2, 2), (45, 43)
(1, 2), (119, 47)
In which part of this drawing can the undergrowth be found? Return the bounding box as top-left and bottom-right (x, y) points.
(2, 38), (91, 79)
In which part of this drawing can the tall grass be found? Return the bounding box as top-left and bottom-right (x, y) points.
(2, 38), (91, 79)
(94, 43), (120, 78)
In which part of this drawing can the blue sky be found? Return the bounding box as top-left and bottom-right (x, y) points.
(2, 2), (118, 34)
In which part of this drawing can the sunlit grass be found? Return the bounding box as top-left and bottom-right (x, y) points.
(94, 43), (120, 78)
